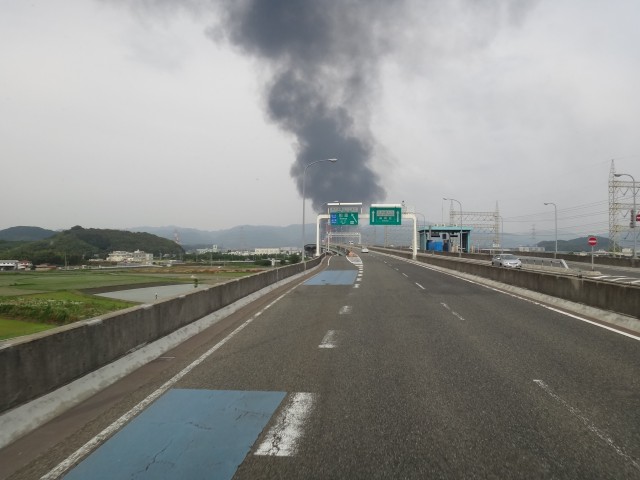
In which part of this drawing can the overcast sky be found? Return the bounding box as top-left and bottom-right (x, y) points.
(1, 0), (638, 244)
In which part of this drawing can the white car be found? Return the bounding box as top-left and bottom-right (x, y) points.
(491, 254), (522, 268)
(361, 247), (369, 253)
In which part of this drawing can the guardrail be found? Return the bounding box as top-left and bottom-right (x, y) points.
(519, 256), (569, 269)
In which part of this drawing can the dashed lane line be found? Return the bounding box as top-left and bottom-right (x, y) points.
(318, 330), (339, 349)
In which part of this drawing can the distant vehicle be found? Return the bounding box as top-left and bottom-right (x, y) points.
(361, 247), (369, 253)
(491, 254), (522, 268)
(348, 241), (354, 245)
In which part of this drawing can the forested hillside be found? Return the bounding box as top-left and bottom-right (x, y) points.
(0, 226), (56, 241)
(537, 235), (611, 252)
(0, 226), (183, 265)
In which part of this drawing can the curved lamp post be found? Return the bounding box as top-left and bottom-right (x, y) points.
(302, 158), (337, 266)
(614, 173), (637, 259)
(544, 202), (558, 259)
(443, 197), (462, 257)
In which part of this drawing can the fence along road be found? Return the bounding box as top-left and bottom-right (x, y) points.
(2, 252), (640, 479)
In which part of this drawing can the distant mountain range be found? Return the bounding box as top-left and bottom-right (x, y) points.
(0, 225), (616, 253)
(128, 225), (306, 250)
(536, 235), (614, 253)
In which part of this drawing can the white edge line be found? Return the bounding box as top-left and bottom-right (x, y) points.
(40, 283), (302, 480)
(394, 255), (640, 342)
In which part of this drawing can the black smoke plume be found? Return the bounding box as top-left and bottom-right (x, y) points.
(209, 1), (410, 211)
(106, 0), (537, 212)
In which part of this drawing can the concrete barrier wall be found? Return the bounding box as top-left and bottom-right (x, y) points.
(374, 248), (640, 319)
(0, 257), (321, 414)
(433, 249), (638, 269)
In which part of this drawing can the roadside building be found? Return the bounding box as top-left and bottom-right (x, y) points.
(0, 260), (19, 271)
(254, 248), (281, 255)
(106, 250), (153, 264)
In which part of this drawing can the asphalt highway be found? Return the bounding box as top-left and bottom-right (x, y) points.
(2, 252), (639, 479)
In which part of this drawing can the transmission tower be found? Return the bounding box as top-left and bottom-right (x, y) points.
(609, 159), (637, 252)
(449, 203), (500, 249)
(531, 224), (536, 245)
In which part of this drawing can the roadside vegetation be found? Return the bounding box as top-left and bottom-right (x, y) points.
(0, 265), (269, 340)
(0, 291), (135, 337)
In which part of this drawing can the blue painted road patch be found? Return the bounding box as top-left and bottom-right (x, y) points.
(304, 270), (358, 285)
(65, 389), (286, 480)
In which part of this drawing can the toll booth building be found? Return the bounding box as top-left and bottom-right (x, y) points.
(419, 226), (472, 253)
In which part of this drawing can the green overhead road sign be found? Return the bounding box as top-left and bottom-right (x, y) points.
(330, 212), (359, 225)
(370, 207), (402, 225)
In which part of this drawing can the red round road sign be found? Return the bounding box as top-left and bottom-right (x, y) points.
(636, 212), (640, 222)
(588, 236), (597, 246)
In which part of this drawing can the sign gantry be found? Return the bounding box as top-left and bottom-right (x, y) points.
(316, 203), (417, 259)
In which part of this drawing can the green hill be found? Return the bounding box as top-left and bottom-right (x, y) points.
(0, 226), (56, 241)
(0, 226), (184, 265)
(537, 235), (612, 253)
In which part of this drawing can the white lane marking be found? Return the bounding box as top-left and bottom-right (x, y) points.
(255, 392), (316, 457)
(415, 283), (425, 290)
(319, 330), (338, 348)
(395, 256), (640, 342)
(354, 283), (360, 288)
(339, 306), (353, 315)
(440, 303), (466, 321)
(41, 284), (301, 480)
(402, 273), (408, 278)
(533, 380), (640, 472)
(632, 280), (640, 285)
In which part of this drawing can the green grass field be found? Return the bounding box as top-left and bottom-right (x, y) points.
(0, 271), (187, 296)
(0, 268), (258, 341)
(0, 318), (54, 341)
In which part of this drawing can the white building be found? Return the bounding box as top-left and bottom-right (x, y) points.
(0, 260), (19, 270)
(254, 248), (281, 255)
(106, 250), (153, 264)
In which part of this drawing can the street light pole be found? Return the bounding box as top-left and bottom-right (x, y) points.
(614, 173), (637, 259)
(544, 202), (558, 259)
(443, 197), (462, 257)
(500, 216), (504, 254)
(302, 158), (337, 267)
(415, 212), (426, 251)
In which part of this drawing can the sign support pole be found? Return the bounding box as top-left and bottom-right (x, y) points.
(316, 214), (329, 257)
